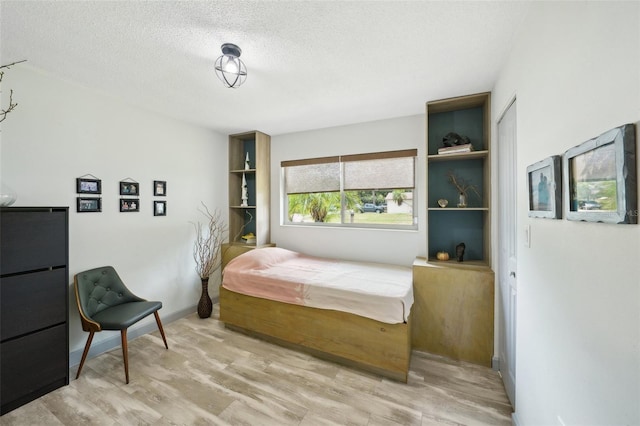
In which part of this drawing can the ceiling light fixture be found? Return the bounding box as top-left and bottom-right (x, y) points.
(214, 43), (247, 88)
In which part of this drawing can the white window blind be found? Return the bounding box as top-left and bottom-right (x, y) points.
(282, 156), (340, 195)
(343, 150), (416, 191)
(282, 149), (416, 193)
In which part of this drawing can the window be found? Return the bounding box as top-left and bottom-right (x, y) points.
(282, 149), (417, 229)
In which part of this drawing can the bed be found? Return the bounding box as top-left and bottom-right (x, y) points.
(219, 246), (413, 382)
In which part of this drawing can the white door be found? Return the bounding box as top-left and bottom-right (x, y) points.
(497, 100), (517, 407)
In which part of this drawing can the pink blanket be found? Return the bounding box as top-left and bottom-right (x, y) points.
(222, 247), (413, 324)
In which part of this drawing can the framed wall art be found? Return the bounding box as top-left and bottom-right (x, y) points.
(563, 123), (637, 224)
(527, 155), (562, 219)
(154, 180), (166, 196)
(77, 197), (102, 212)
(120, 198), (140, 212)
(154, 200), (166, 216)
(120, 181), (139, 196)
(76, 177), (101, 194)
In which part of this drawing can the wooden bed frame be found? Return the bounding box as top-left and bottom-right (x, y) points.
(219, 285), (412, 382)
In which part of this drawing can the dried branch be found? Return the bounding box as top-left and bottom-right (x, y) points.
(191, 202), (228, 280)
(0, 90), (17, 123)
(447, 171), (480, 198)
(232, 210), (253, 243)
(0, 60), (27, 124)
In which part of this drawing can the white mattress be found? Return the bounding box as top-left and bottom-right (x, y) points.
(222, 247), (413, 324)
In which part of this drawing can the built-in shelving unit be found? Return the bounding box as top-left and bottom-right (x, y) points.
(426, 92), (491, 265)
(227, 130), (271, 247)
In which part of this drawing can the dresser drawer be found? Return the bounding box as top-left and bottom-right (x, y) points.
(1, 209), (67, 275)
(1, 324), (68, 414)
(1, 269), (68, 341)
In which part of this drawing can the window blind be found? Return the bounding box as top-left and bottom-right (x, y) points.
(282, 156), (340, 195)
(282, 149), (416, 194)
(343, 149), (416, 191)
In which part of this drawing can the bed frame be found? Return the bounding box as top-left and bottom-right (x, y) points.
(219, 285), (412, 382)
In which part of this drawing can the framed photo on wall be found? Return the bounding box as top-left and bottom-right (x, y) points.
(119, 198), (140, 212)
(76, 178), (101, 194)
(154, 180), (167, 196)
(154, 200), (166, 216)
(77, 197), (102, 212)
(563, 123), (637, 224)
(120, 181), (139, 196)
(527, 155), (562, 219)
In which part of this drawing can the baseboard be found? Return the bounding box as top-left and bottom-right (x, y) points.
(512, 411), (521, 426)
(68, 304), (199, 368)
(492, 355), (500, 371)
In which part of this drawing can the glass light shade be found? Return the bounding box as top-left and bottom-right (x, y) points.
(214, 43), (247, 88)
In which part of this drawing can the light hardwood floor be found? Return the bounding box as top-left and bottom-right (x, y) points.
(2, 305), (513, 425)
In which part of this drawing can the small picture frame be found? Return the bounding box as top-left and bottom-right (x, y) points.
(76, 178), (101, 194)
(527, 155), (562, 219)
(154, 200), (166, 216)
(154, 180), (167, 196)
(120, 198), (140, 212)
(77, 197), (102, 212)
(563, 123), (637, 224)
(120, 181), (139, 196)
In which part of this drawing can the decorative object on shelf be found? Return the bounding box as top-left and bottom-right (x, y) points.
(0, 60), (27, 124)
(119, 198), (139, 212)
(245, 152), (250, 170)
(120, 179), (139, 195)
(192, 203), (228, 318)
(563, 123), (637, 224)
(436, 251), (450, 261)
(438, 143), (474, 155)
(455, 242), (466, 262)
(76, 175), (102, 194)
(154, 200), (166, 216)
(77, 197), (102, 212)
(0, 182), (17, 206)
(447, 171), (480, 208)
(241, 173), (249, 206)
(241, 232), (256, 245)
(442, 132), (471, 147)
(527, 156), (562, 219)
(458, 193), (467, 208)
(214, 43), (247, 89)
(154, 180), (166, 196)
(437, 198), (448, 208)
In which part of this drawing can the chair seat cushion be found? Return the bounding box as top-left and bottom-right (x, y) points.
(91, 301), (162, 330)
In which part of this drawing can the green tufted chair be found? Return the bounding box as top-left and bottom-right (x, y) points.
(74, 266), (168, 384)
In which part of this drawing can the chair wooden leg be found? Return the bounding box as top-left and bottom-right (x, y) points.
(76, 331), (95, 379)
(121, 329), (129, 384)
(154, 311), (169, 349)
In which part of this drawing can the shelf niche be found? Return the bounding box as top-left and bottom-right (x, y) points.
(426, 93), (491, 265)
(228, 131), (270, 246)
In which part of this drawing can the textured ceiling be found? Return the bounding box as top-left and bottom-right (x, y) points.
(1, 1), (531, 136)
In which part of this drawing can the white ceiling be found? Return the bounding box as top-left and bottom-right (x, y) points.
(1, 1), (531, 136)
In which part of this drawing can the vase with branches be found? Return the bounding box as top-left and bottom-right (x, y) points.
(192, 203), (228, 318)
(447, 171), (480, 208)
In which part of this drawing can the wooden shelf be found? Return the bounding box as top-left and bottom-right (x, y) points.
(228, 131), (270, 246)
(426, 92), (491, 264)
(428, 207), (489, 211)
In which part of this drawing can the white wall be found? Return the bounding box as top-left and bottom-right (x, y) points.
(0, 65), (227, 356)
(492, 2), (640, 424)
(271, 115), (425, 266)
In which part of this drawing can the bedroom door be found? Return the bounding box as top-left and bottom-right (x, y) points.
(497, 99), (517, 408)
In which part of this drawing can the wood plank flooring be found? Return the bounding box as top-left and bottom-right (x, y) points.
(2, 305), (513, 425)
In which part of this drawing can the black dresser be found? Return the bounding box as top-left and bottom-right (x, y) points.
(0, 207), (69, 415)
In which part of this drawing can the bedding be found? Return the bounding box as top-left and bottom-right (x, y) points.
(222, 247), (413, 324)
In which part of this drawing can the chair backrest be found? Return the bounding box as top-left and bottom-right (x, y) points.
(74, 266), (143, 320)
